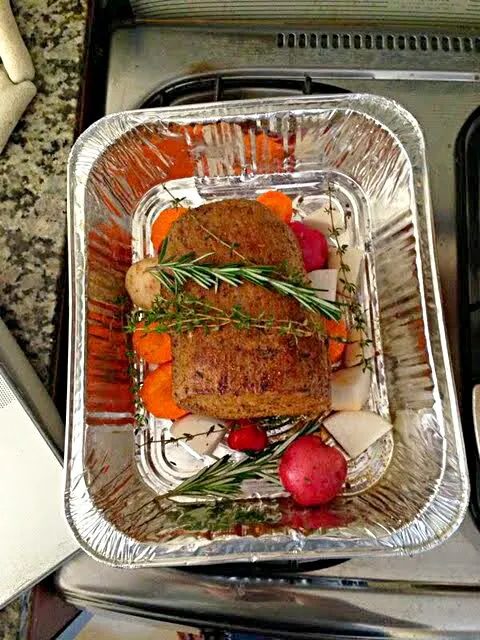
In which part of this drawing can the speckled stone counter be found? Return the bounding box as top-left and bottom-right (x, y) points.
(0, 0), (87, 387)
(0, 599), (22, 640)
(0, 0), (86, 635)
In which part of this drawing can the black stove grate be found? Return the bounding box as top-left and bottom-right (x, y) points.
(139, 73), (348, 108)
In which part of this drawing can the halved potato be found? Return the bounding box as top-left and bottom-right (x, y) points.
(331, 365), (371, 411)
(323, 410), (392, 458)
(125, 257), (161, 309)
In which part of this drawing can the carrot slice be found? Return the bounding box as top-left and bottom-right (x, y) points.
(324, 317), (348, 364)
(132, 322), (172, 365)
(256, 191), (293, 223)
(151, 207), (187, 251)
(140, 363), (188, 420)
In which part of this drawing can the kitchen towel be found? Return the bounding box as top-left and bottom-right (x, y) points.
(0, 0), (36, 154)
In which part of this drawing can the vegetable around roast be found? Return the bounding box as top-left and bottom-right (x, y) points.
(123, 191), (389, 510)
(279, 434), (348, 506)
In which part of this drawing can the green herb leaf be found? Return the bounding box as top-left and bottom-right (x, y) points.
(126, 293), (326, 340)
(148, 252), (341, 321)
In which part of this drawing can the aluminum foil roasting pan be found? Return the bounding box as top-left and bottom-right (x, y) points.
(65, 94), (469, 567)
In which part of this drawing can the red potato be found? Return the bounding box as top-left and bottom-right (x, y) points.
(289, 221), (328, 271)
(227, 423), (268, 452)
(279, 435), (347, 506)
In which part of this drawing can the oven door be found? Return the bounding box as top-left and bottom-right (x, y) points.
(55, 522), (480, 639)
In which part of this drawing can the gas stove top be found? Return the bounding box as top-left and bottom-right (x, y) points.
(97, 20), (480, 517)
(101, 24), (478, 385)
(54, 10), (480, 637)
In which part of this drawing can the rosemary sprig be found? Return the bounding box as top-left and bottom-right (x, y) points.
(326, 184), (373, 371)
(127, 293), (325, 339)
(150, 240), (341, 321)
(166, 419), (320, 500)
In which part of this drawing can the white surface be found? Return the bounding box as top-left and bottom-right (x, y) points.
(315, 515), (480, 632)
(56, 516), (480, 634)
(329, 510), (480, 583)
(0, 68), (36, 154)
(0, 0), (34, 83)
(0, 374), (77, 607)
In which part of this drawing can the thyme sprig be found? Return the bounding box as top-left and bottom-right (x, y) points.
(162, 184), (186, 208)
(113, 294), (147, 430)
(126, 349), (147, 429)
(136, 425), (225, 450)
(166, 419), (320, 500)
(150, 240), (341, 321)
(191, 215), (246, 260)
(326, 184), (373, 371)
(127, 293), (326, 339)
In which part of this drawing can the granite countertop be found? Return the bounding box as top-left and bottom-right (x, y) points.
(0, 0), (87, 636)
(0, 0), (87, 387)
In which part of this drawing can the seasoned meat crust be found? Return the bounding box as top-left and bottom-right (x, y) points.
(168, 198), (330, 419)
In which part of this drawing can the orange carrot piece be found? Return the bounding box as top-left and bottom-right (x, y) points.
(151, 206), (187, 251)
(132, 322), (172, 365)
(256, 191), (293, 223)
(140, 363), (188, 420)
(324, 317), (348, 364)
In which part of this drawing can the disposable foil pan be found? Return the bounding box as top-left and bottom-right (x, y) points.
(65, 94), (469, 567)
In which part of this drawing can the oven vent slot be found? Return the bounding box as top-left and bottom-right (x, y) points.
(276, 32), (480, 53)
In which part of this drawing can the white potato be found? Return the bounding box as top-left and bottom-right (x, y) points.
(327, 246), (364, 296)
(170, 415), (225, 456)
(308, 269), (338, 302)
(302, 203), (344, 237)
(331, 365), (371, 411)
(344, 327), (374, 368)
(125, 257), (161, 309)
(323, 410), (392, 458)
(327, 246), (341, 270)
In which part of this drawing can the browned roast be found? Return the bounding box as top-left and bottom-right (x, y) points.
(168, 198), (330, 419)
